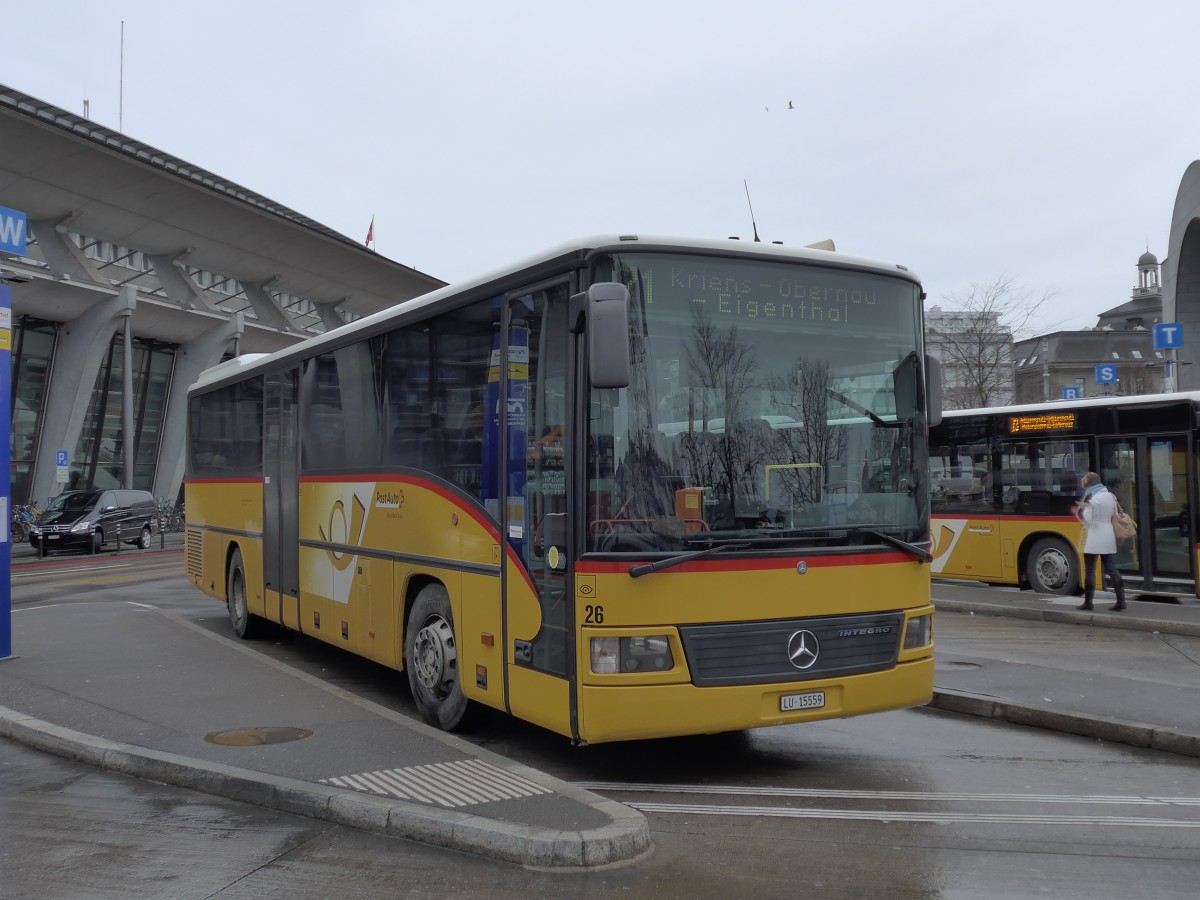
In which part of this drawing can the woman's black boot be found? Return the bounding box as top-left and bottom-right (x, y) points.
(1078, 587), (1094, 611)
(1111, 578), (1127, 612)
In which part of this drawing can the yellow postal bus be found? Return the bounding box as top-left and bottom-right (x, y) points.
(929, 393), (1199, 598)
(185, 235), (938, 743)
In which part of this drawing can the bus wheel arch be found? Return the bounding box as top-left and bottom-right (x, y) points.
(1024, 535), (1080, 595)
(405, 580), (475, 732)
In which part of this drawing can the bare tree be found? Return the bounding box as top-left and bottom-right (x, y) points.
(926, 275), (1059, 410)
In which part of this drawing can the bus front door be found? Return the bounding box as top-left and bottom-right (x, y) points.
(1101, 435), (1193, 594)
(499, 284), (574, 739)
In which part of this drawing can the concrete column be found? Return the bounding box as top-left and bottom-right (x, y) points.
(30, 216), (108, 284)
(242, 280), (300, 332)
(314, 300), (348, 333)
(147, 251), (223, 313)
(122, 298), (135, 487)
(1164, 161), (1200, 393)
(31, 290), (137, 506)
(151, 313), (245, 503)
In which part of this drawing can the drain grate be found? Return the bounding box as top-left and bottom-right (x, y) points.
(320, 758), (553, 808)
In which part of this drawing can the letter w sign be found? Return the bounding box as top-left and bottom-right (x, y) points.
(0, 205), (28, 256)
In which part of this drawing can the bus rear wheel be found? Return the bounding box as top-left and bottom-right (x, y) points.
(1027, 537), (1079, 595)
(227, 548), (264, 639)
(406, 583), (474, 732)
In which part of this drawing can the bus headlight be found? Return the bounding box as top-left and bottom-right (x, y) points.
(590, 636), (674, 674)
(904, 614), (932, 649)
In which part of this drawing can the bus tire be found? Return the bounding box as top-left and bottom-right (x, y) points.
(406, 583), (474, 732)
(227, 548), (264, 639)
(1027, 537), (1079, 595)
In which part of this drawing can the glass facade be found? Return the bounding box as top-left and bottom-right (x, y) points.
(9, 318), (59, 505)
(73, 334), (176, 493)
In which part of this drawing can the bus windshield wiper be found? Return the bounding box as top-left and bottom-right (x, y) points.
(843, 524), (932, 563)
(628, 541), (751, 578)
(825, 388), (899, 428)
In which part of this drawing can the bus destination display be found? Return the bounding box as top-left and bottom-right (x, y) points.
(1007, 413), (1077, 434)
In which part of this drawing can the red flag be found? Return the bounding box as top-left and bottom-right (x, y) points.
(364, 216), (375, 248)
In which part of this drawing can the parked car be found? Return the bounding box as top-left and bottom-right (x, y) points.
(28, 489), (158, 554)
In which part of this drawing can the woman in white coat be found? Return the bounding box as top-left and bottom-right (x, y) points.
(1073, 472), (1127, 612)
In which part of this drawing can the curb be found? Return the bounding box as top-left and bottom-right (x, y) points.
(933, 597), (1200, 638)
(926, 689), (1200, 759)
(0, 704), (651, 869)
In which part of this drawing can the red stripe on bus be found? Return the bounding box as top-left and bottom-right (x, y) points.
(184, 476), (263, 484)
(931, 514), (1077, 523)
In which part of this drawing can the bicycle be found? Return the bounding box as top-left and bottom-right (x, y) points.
(11, 503), (40, 543)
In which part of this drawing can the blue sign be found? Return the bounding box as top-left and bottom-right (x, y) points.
(1154, 323), (1184, 350)
(0, 205), (27, 257)
(1096, 364), (1119, 384)
(1062, 386), (1082, 400)
(56, 449), (68, 467)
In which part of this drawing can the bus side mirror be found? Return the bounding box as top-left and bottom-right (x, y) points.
(583, 283), (631, 389)
(893, 352), (920, 422)
(926, 355), (943, 427)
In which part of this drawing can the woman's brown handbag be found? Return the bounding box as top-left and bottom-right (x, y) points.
(1112, 503), (1138, 543)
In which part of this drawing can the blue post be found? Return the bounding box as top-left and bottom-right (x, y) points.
(1, 282), (13, 660)
(0, 206), (26, 661)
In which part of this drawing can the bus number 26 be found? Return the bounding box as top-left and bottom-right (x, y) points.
(584, 605), (605, 624)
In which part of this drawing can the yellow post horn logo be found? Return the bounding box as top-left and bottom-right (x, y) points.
(318, 493), (367, 570)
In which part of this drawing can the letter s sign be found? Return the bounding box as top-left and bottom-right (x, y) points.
(1095, 364), (1118, 384)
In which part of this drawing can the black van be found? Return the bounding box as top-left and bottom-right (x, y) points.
(29, 489), (159, 554)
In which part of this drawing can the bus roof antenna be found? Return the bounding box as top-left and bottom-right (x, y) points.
(743, 179), (762, 242)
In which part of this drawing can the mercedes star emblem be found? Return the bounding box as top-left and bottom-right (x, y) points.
(787, 630), (820, 670)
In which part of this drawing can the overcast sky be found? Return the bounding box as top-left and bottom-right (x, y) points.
(7, 1), (1200, 334)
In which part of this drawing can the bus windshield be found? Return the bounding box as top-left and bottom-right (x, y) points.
(587, 251), (928, 552)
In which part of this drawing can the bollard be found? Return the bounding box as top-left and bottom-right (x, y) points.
(116, 521), (121, 555)
(160, 515), (165, 549)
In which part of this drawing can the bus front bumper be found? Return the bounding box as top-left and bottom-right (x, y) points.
(576, 655), (935, 744)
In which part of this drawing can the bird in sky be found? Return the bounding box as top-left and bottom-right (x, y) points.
(788, 100), (794, 109)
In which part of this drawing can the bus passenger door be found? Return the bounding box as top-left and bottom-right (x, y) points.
(264, 370), (300, 626)
(1101, 435), (1193, 593)
(1146, 436), (1193, 588)
(498, 284), (574, 738)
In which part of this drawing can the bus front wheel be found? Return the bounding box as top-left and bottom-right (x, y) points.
(227, 548), (264, 639)
(406, 583), (474, 732)
(1027, 538), (1079, 595)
